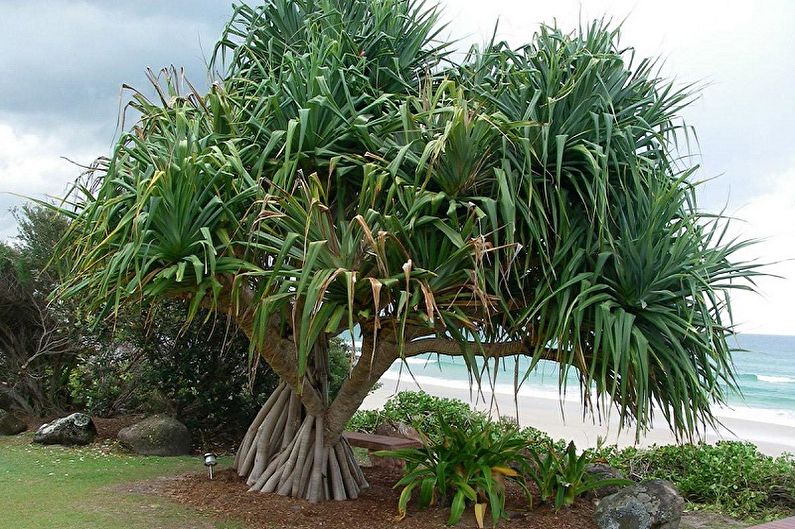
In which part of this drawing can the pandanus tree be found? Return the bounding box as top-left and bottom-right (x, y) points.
(55, 0), (759, 502)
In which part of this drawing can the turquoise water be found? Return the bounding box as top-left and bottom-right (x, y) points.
(731, 334), (795, 412)
(379, 333), (795, 426)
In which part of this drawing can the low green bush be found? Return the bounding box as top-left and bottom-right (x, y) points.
(347, 391), (560, 450)
(347, 391), (483, 438)
(347, 409), (383, 433)
(598, 441), (795, 521)
(493, 416), (560, 450)
(383, 391), (483, 436)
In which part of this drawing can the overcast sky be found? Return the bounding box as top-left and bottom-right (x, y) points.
(1, 0), (794, 334)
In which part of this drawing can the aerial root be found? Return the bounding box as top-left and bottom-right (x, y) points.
(234, 383), (366, 501)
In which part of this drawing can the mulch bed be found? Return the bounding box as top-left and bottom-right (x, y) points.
(160, 466), (597, 529)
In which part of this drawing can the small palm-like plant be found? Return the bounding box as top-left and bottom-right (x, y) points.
(527, 441), (630, 510)
(380, 420), (532, 527)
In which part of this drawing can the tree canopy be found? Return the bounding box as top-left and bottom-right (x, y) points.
(57, 0), (760, 445)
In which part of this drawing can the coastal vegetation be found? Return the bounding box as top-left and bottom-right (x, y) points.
(0, 205), (281, 441)
(601, 441), (795, 522)
(2, 392), (793, 527)
(47, 0), (760, 503)
(354, 391), (795, 524)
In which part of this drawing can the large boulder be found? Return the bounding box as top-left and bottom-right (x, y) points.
(117, 415), (191, 456)
(585, 462), (628, 498)
(594, 479), (684, 529)
(33, 413), (97, 445)
(0, 409), (26, 435)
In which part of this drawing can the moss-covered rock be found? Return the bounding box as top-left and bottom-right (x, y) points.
(33, 413), (96, 445)
(117, 415), (190, 456)
(594, 479), (684, 529)
(0, 409), (26, 435)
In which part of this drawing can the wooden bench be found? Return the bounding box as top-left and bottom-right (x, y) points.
(343, 432), (423, 470)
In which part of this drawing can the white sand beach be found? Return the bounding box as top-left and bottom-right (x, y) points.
(362, 375), (795, 457)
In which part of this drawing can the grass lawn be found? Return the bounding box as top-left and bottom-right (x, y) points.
(0, 434), (241, 529)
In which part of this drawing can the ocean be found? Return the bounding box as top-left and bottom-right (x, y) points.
(378, 333), (795, 428)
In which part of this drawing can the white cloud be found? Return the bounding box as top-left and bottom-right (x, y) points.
(728, 165), (795, 335)
(0, 122), (102, 240)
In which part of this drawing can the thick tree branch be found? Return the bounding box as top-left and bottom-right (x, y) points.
(324, 334), (399, 442)
(402, 336), (560, 361)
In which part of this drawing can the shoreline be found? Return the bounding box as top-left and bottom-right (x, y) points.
(362, 374), (795, 457)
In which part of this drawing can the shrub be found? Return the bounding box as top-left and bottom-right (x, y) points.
(384, 391), (483, 436)
(67, 345), (140, 414)
(381, 420), (531, 527)
(346, 409), (383, 433)
(0, 206), (81, 415)
(347, 391), (484, 439)
(527, 441), (630, 510)
(347, 392), (563, 451)
(69, 302), (279, 441)
(599, 441), (795, 521)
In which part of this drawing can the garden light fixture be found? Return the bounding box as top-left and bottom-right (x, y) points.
(203, 452), (217, 480)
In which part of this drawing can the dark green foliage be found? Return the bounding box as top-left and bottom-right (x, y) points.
(3, 203), (279, 441)
(134, 310), (279, 438)
(599, 441), (795, 521)
(380, 420), (531, 527)
(1, 204), (279, 438)
(327, 337), (353, 399)
(69, 302), (279, 440)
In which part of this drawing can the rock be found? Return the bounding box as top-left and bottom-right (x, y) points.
(374, 420), (422, 443)
(594, 479), (684, 529)
(33, 413), (97, 445)
(0, 409), (26, 435)
(585, 462), (628, 498)
(117, 415), (191, 456)
(680, 511), (745, 529)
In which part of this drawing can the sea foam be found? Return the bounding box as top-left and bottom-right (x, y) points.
(756, 374), (795, 384)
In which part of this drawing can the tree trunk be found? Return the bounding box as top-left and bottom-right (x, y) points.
(233, 382), (367, 502)
(219, 295), (399, 503)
